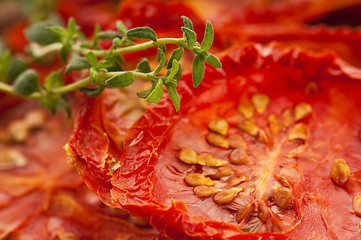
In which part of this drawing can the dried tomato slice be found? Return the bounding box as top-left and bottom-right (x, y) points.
(84, 43), (361, 239)
(0, 102), (157, 239)
(221, 24), (361, 68)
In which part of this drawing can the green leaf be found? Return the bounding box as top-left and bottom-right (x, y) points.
(25, 22), (61, 45)
(98, 56), (124, 72)
(67, 17), (77, 36)
(137, 88), (152, 99)
(181, 16), (193, 30)
(173, 63), (182, 82)
(192, 54), (205, 88)
(167, 47), (183, 69)
(204, 53), (222, 68)
(47, 25), (67, 41)
(65, 57), (91, 75)
(153, 48), (165, 75)
(136, 58), (151, 73)
(146, 79), (163, 103)
(165, 84), (180, 111)
(6, 57), (29, 83)
(80, 85), (105, 97)
(116, 21), (128, 34)
(85, 52), (98, 68)
(60, 43), (71, 62)
(181, 27), (196, 49)
(126, 27), (157, 42)
(13, 69), (40, 96)
(201, 21), (214, 51)
(44, 70), (63, 90)
(156, 44), (166, 61)
(166, 59), (179, 82)
(98, 31), (123, 40)
(105, 72), (134, 88)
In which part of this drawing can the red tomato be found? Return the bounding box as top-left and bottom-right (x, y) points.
(0, 102), (157, 239)
(68, 43), (361, 239)
(220, 24), (361, 68)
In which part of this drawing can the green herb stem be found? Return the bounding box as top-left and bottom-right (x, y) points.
(51, 77), (91, 94)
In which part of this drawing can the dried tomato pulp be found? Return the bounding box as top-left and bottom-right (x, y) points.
(103, 44), (361, 239)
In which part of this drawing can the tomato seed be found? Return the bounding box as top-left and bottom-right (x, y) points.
(274, 174), (291, 187)
(208, 118), (229, 136)
(206, 132), (229, 149)
(184, 173), (215, 187)
(331, 158), (351, 187)
(294, 102), (312, 121)
(353, 196), (361, 217)
(213, 188), (243, 205)
(288, 123), (308, 141)
(236, 203), (253, 223)
(227, 175), (249, 187)
(251, 93), (270, 114)
(199, 153), (227, 167)
(179, 149), (205, 165)
(268, 114), (282, 134)
(228, 134), (247, 149)
(0, 148), (27, 170)
(257, 201), (270, 223)
(193, 185), (221, 197)
(24, 109), (46, 129)
(283, 108), (294, 127)
(8, 120), (29, 143)
(229, 148), (250, 165)
(273, 183), (293, 210)
(238, 119), (259, 136)
(256, 129), (270, 145)
(208, 166), (235, 180)
(238, 103), (255, 119)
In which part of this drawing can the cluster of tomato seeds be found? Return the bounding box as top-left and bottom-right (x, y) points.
(175, 92), (324, 232)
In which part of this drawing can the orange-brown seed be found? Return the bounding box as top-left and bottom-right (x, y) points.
(275, 174), (291, 187)
(238, 103), (255, 119)
(184, 173), (215, 187)
(258, 201), (270, 223)
(228, 134), (247, 149)
(294, 102), (312, 121)
(208, 118), (229, 136)
(251, 93), (270, 114)
(208, 166), (235, 180)
(193, 185), (221, 197)
(199, 153), (227, 167)
(236, 203), (253, 223)
(330, 158), (351, 187)
(179, 149), (205, 165)
(268, 114), (282, 134)
(229, 148), (250, 165)
(213, 188), (243, 205)
(8, 120), (29, 143)
(288, 123), (308, 141)
(238, 119), (259, 136)
(353, 196), (361, 217)
(24, 109), (46, 129)
(273, 183), (293, 210)
(283, 108), (294, 127)
(0, 148), (27, 170)
(227, 175), (249, 187)
(206, 133), (229, 149)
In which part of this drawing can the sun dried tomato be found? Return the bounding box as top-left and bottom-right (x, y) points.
(220, 24), (361, 68)
(0, 102), (158, 239)
(69, 43), (361, 239)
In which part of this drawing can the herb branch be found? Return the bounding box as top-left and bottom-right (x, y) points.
(0, 16), (221, 113)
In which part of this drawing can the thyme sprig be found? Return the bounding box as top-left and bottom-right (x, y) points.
(0, 16), (221, 114)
